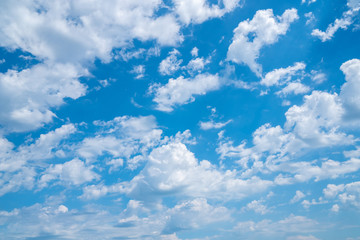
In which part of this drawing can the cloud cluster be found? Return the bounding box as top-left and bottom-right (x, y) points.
(218, 59), (360, 180)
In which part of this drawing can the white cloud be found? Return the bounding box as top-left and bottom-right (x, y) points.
(78, 115), (163, 169)
(159, 49), (183, 76)
(284, 91), (350, 146)
(121, 142), (273, 201)
(291, 190), (306, 203)
(339, 59), (360, 120)
(0, 0), (183, 63)
(217, 89), (355, 177)
(276, 82), (310, 96)
(287, 235), (320, 240)
(323, 181), (360, 208)
(301, 0), (317, 5)
(199, 119), (232, 130)
(312, 1), (360, 42)
(227, 9), (299, 77)
(186, 57), (210, 74)
(191, 47), (199, 57)
(150, 73), (221, 112)
(0, 63), (86, 132)
(243, 200), (270, 215)
(0, 202), (166, 239)
(0, 124), (76, 196)
(301, 197), (328, 209)
(261, 62), (306, 87)
(106, 158), (124, 173)
(331, 204), (340, 212)
(274, 158), (360, 185)
(39, 158), (99, 187)
(131, 65), (145, 79)
(235, 214), (320, 234)
(310, 70), (327, 84)
(348, 0), (360, 9)
(305, 12), (316, 25)
(163, 198), (231, 234)
(173, 0), (242, 25)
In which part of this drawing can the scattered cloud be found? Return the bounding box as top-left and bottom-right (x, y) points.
(312, 1), (360, 41)
(150, 73), (221, 112)
(227, 9), (298, 77)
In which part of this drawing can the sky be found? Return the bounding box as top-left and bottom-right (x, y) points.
(0, 0), (360, 239)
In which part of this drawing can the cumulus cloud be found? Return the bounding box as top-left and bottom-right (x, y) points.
(243, 200), (270, 215)
(261, 62), (310, 97)
(0, 124), (76, 196)
(217, 88), (355, 176)
(276, 82), (310, 96)
(0, 0), (183, 63)
(323, 181), (360, 208)
(186, 57), (210, 74)
(274, 158), (360, 185)
(39, 159), (99, 187)
(78, 115), (163, 170)
(162, 198), (231, 234)
(121, 142), (273, 201)
(339, 59), (360, 120)
(291, 190), (306, 203)
(227, 8), (299, 77)
(0, 63), (86, 132)
(0, 0), (185, 133)
(150, 73), (221, 112)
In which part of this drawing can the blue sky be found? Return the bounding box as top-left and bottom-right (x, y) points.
(0, 0), (360, 239)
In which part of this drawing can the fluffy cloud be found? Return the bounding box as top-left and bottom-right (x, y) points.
(122, 142), (273, 201)
(339, 59), (360, 120)
(284, 91), (350, 146)
(39, 159), (99, 187)
(186, 57), (210, 74)
(217, 88), (355, 176)
(276, 82), (310, 96)
(173, 0), (242, 25)
(0, 63), (86, 132)
(323, 181), (360, 208)
(0, 124), (76, 196)
(162, 198), (231, 234)
(159, 49), (183, 76)
(150, 73), (221, 112)
(0, 0), (183, 63)
(0, 0), (184, 133)
(274, 158), (360, 185)
(227, 9), (298, 77)
(290, 190), (306, 203)
(312, 1), (360, 42)
(261, 62), (306, 87)
(0, 202), (166, 239)
(77, 115), (163, 169)
(243, 200), (270, 215)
